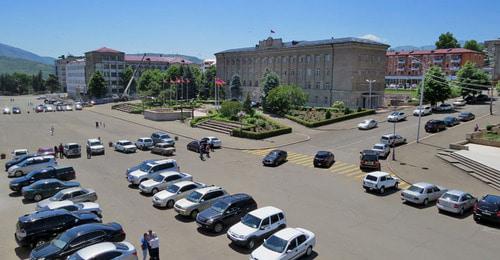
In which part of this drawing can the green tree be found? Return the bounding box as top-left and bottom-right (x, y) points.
(463, 40), (483, 52)
(230, 74), (241, 100)
(496, 81), (500, 96)
(420, 66), (451, 106)
(137, 69), (164, 96)
(87, 71), (107, 98)
(266, 85), (308, 115)
(261, 70), (280, 111)
(435, 32), (460, 49)
(219, 100), (243, 120)
(456, 61), (490, 97)
(120, 66), (135, 92)
(242, 92), (254, 115)
(203, 65), (216, 99)
(45, 74), (60, 93)
(331, 101), (345, 112)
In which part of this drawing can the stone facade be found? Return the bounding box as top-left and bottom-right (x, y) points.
(215, 37), (389, 108)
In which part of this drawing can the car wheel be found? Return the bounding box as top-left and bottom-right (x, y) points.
(306, 246), (313, 256)
(247, 238), (256, 250)
(152, 188), (159, 194)
(379, 186), (385, 194)
(394, 182), (399, 189)
(34, 194), (43, 202)
(213, 222), (224, 233)
(423, 199), (429, 206)
(190, 210), (199, 219)
(166, 200), (175, 208)
(34, 239), (46, 248)
(15, 170), (23, 177)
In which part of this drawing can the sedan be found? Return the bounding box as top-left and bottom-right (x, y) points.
(358, 119), (377, 130)
(425, 120), (446, 133)
(413, 106), (432, 116)
(36, 187), (98, 210)
(437, 190), (476, 215)
(435, 103), (454, 112)
(453, 99), (467, 106)
(151, 143), (176, 156)
(313, 151), (335, 168)
(201, 136), (222, 148)
(139, 171), (192, 194)
(75, 103), (83, 110)
(473, 194), (500, 223)
(37, 201), (102, 217)
(135, 137), (154, 150)
(44, 105), (55, 112)
(263, 150), (287, 167)
(458, 112), (475, 121)
(64, 105), (73, 111)
(3, 107), (11, 114)
(12, 106), (21, 114)
(68, 241), (137, 260)
(443, 116), (460, 127)
(250, 227), (316, 260)
(387, 111), (407, 122)
(37, 147), (56, 156)
(371, 143), (390, 158)
(35, 105), (44, 113)
(114, 140), (137, 153)
(22, 179), (80, 202)
(187, 140), (202, 153)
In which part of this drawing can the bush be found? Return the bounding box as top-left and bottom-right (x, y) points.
(343, 107), (352, 115)
(325, 110), (332, 119)
(219, 100), (243, 120)
(256, 119), (267, 128)
(357, 107), (362, 112)
(285, 109), (375, 128)
(331, 101), (345, 112)
(486, 125), (493, 131)
(245, 117), (256, 125)
(232, 127), (292, 139)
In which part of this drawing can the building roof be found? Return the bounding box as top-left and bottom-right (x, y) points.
(125, 54), (192, 64)
(89, 47), (123, 54)
(216, 37), (389, 54)
(387, 48), (482, 56)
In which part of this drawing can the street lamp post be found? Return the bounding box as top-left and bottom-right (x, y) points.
(409, 55), (426, 143)
(365, 79), (376, 109)
(392, 102), (397, 161)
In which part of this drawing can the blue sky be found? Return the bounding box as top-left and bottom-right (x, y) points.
(1, 0), (499, 59)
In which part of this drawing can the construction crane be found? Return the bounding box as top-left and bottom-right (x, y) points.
(122, 53), (149, 100)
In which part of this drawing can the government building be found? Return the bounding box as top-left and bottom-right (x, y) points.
(215, 37), (389, 108)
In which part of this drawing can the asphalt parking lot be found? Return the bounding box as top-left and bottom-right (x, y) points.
(1, 96), (500, 259)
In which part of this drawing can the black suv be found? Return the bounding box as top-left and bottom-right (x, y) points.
(30, 222), (125, 259)
(473, 194), (500, 224)
(9, 166), (75, 192)
(5, 153), (38, 171)
(196, 193), (258, 233)
(313, 151), (335, 168)
(425, 120), (446, 133)
(360, 150), (380, 171)
(15, 209), (101, 248)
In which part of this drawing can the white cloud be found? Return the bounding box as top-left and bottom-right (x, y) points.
(360, 34), (387, 43)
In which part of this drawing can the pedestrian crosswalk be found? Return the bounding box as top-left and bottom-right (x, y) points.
(243, 149), (411, 189)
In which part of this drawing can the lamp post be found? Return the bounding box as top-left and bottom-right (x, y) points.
(392, 101), (397, 161)
(409, 55), (427, 143)
(365, 79), (376, 109)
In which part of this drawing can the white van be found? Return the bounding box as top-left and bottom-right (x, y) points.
(7, 155), (56, 177)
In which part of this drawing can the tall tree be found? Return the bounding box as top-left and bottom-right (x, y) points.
(44, 74), (58, 93)
(266, 85), (308, 115)
(204, 65), (216, 99)
(87, 71), (107, 98)
(463, 40), (484, 52)
(456, 61), (490, 97)
(261, 70), (280, 112)
(421, 66), (451, 106)
(230, 74), (242, 100)
(435, 32), (460, 49)
(137, 69), (164, 95)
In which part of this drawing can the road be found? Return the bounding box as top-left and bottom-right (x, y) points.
(1, 96), (499, 260)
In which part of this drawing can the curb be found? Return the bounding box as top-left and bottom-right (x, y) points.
(385, 159), (413, 186)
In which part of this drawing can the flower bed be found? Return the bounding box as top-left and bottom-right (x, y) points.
(286, 108), (375, 128)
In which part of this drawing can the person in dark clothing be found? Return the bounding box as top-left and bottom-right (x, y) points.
(209, 142), (215, 152)
(205, 143), (210, 158)
(58, 143), (64, 158)
(140, 233), (148, 260)
(96, 121), (99, 128)
(86, 146), (91, 159)
(53, 146), (58, 158)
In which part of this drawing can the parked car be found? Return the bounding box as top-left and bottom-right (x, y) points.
(359, 150), (380, 171)
(30, 222), (125, 259)
(453, 99), (467, 106)
(196, 193), (258, 233)
(250, 227), (316, 260)
(401, 182), (448, 206)
(313, 151), (335, 168)
(75, 103), (83, 110)
(362, 171), (399, 194)
(152, 181), (205, 208)
(425, 119), (446, 133)
(151, 132), (175, 146)
(458, 112), (475, 121)
(358, 119), (378, 130)
(36, 187), (98, 210)
(413, 106), (432, 116)
(201, 136), (222, 148)
(227, 206), (286, 250)
(139, 171), (192, 194)
(263, 150), (288, 167)
(12, 106), (21, 114)
(114, 140), (137, 153)
(65, 104), (73, 111)
(437, 190), (476, 215)
(15, 209), (101, 248)
(35, 105), (45, 113)
(371, 143), (390, 158)
(63, 143), (82, 158)
(3, 107), (11, 114)
(68, 241), (137, 260)
(37, 201), (102, 217)
(443, 116), (460, 127)
(126, 159), (179, 185)
(125, 159), (157, 177)
(380, 134), (406, 147)
(44, 105), (55, 112)
(174, 186), (229, 219)
(387, 111), (407, 122)
(476, 94), (491, 103)
(187, 140), (202, 153)
(11, 149), (28, 159)
(22, 179), (80, 202)
(37, 147), (56, 156)
(435, 103), (454, 112)
(135, 137), (154, 150)
(9, 166), (75, 191)
(5, 153), (39, 171)
(473, 194), (500, 223)
(151, 143), (176, 156)
(7, 155), (57, 177)
(56, 104), (65, 111)
(86, 138), (105, 155)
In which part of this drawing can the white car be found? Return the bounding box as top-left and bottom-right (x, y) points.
(135, 137), (154, 150)
(227, 206), (287, 250)
(413, 106), (432, 116)
(362, 171), (399, 194)
(114, 140), (137, 153)
(453, 99), (467, 106)
(36, 200), (102, 217)
(387, 111), (407, 122)
(201, 136), (222, 148)
(139, 171), (193, 194)
(64, 104), (73, 111)
(86, 138), (105, 155)
(436, 103), (454, 112)
(152, 181), (205, 208)
(7, 155), (57, 177)
(127, 159), (179, 185)
(380, 134), (406, 147)
(371, 143), (390, 158)
(437, 190), (476, 215)
(68, 241), (137, 260)
(358, 119), (377, 130)
(12, 149), (29, 159)
(250, 227), (316, 260)
(174, 186), (229, 219)
(3, 107), (11, 114)
(75, 103), (83, 110)
(44, 105), (55, 112)
(401, 182), (448, 206)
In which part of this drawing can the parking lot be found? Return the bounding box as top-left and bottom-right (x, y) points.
(1, 95), (500, 259)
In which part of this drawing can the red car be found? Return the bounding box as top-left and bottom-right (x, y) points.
(37, 147), (56, 156)
(35, 105), (44, 113)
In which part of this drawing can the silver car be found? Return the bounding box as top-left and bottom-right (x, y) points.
(68, 241), (137, 260)
(401, 182), (448, 206)
(371, 143), (390, 158)
(36, 200), (102, 217)
(358, 119), (377, 130)
(174, 186), (229, 219)
(437, 190), (476, 215)
(36, 187), (98, 210)
(380, 134), (406, 147)
(139, 171), (192, 194)
(152, 181), (205, 208)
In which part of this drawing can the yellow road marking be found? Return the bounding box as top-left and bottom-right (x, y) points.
(332, 164), (357, 173)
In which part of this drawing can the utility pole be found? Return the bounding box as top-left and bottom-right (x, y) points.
(365, 79), (376, 109)
(490, 84), (494, 115)
(392, 102), (397, 161)
(410, 55), (426, 143)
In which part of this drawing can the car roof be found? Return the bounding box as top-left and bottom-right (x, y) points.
(59, 187), (84, 194)
(195, 185), (223, 194)
(117, 140), (132, 143)
(366, 171), (390, 178)
(483, 194), (500, 201)
(361, 149), (378, 155)
(412, 182), (434, 188)
(172, 180), (197, 187)
(373, 143), (387, 147)
(270, 149), (285, 153)
(88, 138), (101, 142)
(272, 227), (303, 241)
(219, 193), (252, 204)
(65, 143), (80, 146)
(64, 223), (118, 237)
(48, 200), (75, 208)
(139, 137), (152, 140)
(445, 190), (467, 196)
(32, 178), (62, 185)
(149, 159), (176, 166)
(159, 171), (182, 177)
(22, 209), (69, 221)
(76, 242), (123, 258)
(315, 151), (331, 155)
(249, 206), (283, 218)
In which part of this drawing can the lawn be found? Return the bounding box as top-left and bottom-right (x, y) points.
(482, 132), (500, 142)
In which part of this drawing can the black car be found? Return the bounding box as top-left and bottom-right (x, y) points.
(56, 105), (64, 111)
(196, 193), (258, 233)
(5, 153), (38, 171)
(443, 116), (460, 127)
(476, 94), (491, 103)
(359, 150), (380, 171)
(458, 112), (475, 121)
(262, 150), (287, 166)
(30, 222), (125, 259)
(425, 120), (446, 133)
(9, 166), (75, 192)
(313, 151), (335, 168)
(187, 140), (202, 153)
(12, 106), (21, 114)
(473, 194), (500, 224)
(15, 209), (101, 248)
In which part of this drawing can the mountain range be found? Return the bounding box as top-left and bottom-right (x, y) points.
(390, 40), (468, 51)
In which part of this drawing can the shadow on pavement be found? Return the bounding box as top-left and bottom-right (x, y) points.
(9, 191), (22, 197)
(419, 141), (448, 150)
(22, 198), (35, 205)
(438, 209), (473, 220)
(473, 219), (500, 229)
(139, 192), (153, 197)
(127, 184), (138, 189)
(402, 200), (436, 209)
(174, 214), (194, 223)
(366, 188), (400, 197)
(228, 242), (255, 255)
(15, 246), (30, 259)
(196, 226), (226, 237)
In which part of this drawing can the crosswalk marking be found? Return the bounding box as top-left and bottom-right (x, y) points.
(331, 164), (357, 173)
(346, 169), (363, 176)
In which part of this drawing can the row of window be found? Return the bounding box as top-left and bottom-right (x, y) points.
(226, 54), (332, 66)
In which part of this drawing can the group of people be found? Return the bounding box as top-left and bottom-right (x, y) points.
(199, 140), (214, 161)
(53, 143), (64, 158)
(95, 121), (105, 128)
(140, 230), (160, 260)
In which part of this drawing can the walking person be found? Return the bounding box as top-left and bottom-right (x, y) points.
(474, 123), (479, 132)
(199, 143), (204, 161)
(95, 121), (99, 128)
(205, 143), (210, 158)
(53, 145), (58, 158)
(209, 142), (215, 152)
(148, 232), (160, 260)
(58, 143), (64, 158)
(86, 146), (91, 159)
(140, 233), (149, 260)
(50, 125), (54, 136)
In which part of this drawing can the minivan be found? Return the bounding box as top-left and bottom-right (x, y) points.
(7, 155), (56, 177)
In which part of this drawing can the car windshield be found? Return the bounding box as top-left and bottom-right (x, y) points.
(390, 112), (399, 116)
(241, 214), (262, 229)
(122, 141), (133, 146)
(51, 191), (65, 200)
(186, 191), (203, 203)
(362, 154), (377, 161)
(268, 152), (279, 157)
(459, 112), (468, 116)
(51, 232), (70, 249)
(263, 235), (288, 253)
(441, 193), (460, 201)
(166, 184), (180, 193)
(408, 185), (424, 193)
(373, 145), (384, 150)
(139, 164), (153, 172)
(159, 134), (170, 139)
(315, 153), (329, 158)
(68, 144), (79, 149)
(211, 200), (230, 213)
(90, 141), (101, 146)
(153, 175), (165, 182)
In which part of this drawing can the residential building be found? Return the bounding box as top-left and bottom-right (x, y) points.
(485, 39), (500, 81)
(385, 48), (485, 88)
(65, 59), (86, 97)
(215, 37), (389, 108)
(84, 47), (125, 94)
(202, 59), (216, 72)
(124, 54), (191, 77)
(55, 56), (82, 91)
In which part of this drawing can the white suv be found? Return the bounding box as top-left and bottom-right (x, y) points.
(139, 171), (193, 194)
(227, 206), (286, 250)
(362, 171), (399, 194)
(174, 186), (229, 219)
(8, 155), (57, 177)
(413, 106), (432, 116)
(152, 181), (205, 208)
(135, 137), (154, 150)
(114, 140), (137, 153)
(86, 138), (105, 155)
(127, 159), (179, 185)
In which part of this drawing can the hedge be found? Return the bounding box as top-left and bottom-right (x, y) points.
(285, 109), (375, 128)
(231, 114), (292, 139)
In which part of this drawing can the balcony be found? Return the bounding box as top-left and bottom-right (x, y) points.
(411, 59), (421, 64)
(397, 59), (406, 64)
(450, 56), (461, 62)
(433, 59), (443, 63)
(450, 66), (461, 71)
